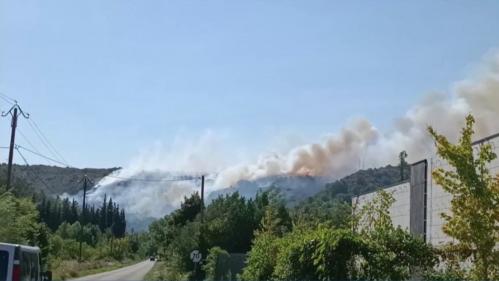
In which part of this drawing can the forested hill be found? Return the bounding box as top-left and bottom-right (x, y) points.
(0, 164), (118, 196)
(293, 164), (409, 219)
(317, 164), (410, 201)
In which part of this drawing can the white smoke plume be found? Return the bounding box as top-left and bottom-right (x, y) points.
(86, 51), (499, 226)
(86, 130), (240, 222)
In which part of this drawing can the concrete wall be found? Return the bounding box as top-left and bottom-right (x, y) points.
(355, 182), (411, 231)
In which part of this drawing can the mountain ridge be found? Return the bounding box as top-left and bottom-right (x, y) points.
(0, 163), (118, 196)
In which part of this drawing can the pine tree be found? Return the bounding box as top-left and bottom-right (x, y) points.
(61, 198), (71, 223)
(100, 194), (107, 231)
(70, 199), (79, 224)
(107, 198), (114, 229)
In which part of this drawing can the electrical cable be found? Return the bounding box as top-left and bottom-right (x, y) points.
(28, 119), (68, 165)
(17, 145), (200, 183)
(0, 92), (16, 105)
(18, 129), (44, 155)
(15, 147), (56, 193)
(104, 174), (198, 183)
(16, 145), (70, 167)
(26, 119), (68, 165)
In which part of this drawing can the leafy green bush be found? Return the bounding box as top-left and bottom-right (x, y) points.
(355, 190), (436, 281)
(0, 192), (38, 244)
(203, 247), (231, 281)
(272, 227), (365, 281)
(241, 233), (278, 281)
(272, 229), (318, 281)
(312, 228), (364, 281)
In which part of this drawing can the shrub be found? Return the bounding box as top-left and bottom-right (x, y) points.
(203, 247), (231, 281)
(272, 227), (364, 281)
(241, 233), (278, 281)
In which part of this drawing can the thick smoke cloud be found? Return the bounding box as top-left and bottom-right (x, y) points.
(87, 51), (499, 224)
(213, 119), (379, 187)
(216, 52), (499, 186)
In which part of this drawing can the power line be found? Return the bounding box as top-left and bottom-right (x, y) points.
(0, 93), (68, 165)
(16, 145), (70, 167)
(0, 92), (16, 105)
(15, 147), (56, 193)
(16, 145), (200, 183)
(29, 119), (68, 164)
(104, 174), (199, 183)
(26, 119), (68, 165)
(18, 129), (43, 155)
(0, 96), (14, 106)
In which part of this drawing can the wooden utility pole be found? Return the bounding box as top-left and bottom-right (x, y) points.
(2, 103), (29, 190)
(201, 176), (205, 206)
(198, 175), (205, 281)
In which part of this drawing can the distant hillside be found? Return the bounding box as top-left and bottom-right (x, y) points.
(0, 164), (118, 196)
(208, 164), (409, 208)
(294, 164), (409, 214)
(208, 175), (330, 206)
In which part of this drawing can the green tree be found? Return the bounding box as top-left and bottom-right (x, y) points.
(0, 192), (39, 244)
(354, 190), (435, 281)
(203, 247), (231, 281)
(428, 114), (499, 281)
(241, 232), (279, 281)
(203, 193), (256, 253)
(257, 195), (291, 237)
(173, 192), (202, 226)
(166, 221), (201, 279)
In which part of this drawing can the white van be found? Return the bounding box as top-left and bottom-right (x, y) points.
(0, 243), (51, 281)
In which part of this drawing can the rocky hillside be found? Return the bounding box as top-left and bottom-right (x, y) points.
(0, 164), (118, 196)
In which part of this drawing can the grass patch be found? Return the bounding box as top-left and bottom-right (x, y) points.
(143, 261), (191, 281)
(51, 259), (138, 280)
(143, 261), (167, 281)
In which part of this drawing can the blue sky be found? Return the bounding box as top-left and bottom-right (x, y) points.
(1, 1), (499, 168)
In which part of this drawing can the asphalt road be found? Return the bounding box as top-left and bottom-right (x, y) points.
(69, 260), (155, 281)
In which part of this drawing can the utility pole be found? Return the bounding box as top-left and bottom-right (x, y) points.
(79, 175), (90, 262)
(200, 175), (205, 217)
(1, 103), (29, 191)
(198, 175), (206, 280)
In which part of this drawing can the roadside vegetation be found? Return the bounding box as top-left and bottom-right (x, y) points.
(0, 186), (151, 280)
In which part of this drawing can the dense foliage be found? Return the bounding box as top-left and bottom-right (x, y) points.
(203, 247), (231, 281)
(0, 181), (148, 280)
(148, 190), (291, 280)
(355, 190), (436, 280)
(0, 192), (39, 244)
(147, 185), (435, 281)
(241, 190), (435, 281)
